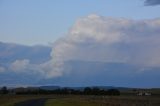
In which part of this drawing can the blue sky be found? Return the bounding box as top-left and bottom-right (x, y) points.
(0, 0), (160, 45)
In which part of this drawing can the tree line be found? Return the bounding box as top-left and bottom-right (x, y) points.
(0, 86), (120, 96)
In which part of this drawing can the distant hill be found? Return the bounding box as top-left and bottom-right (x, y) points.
(39, 86), (60, 90)
(36, 85), (131, 91)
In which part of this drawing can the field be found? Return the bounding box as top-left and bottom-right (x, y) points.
(45, 95), (160, 106)
(0, 95), (160, 106)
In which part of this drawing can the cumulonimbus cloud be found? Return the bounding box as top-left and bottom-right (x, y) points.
(2, 15), (160, 80)
(144, 0), (160, 6)
(50, 14), (160, 78)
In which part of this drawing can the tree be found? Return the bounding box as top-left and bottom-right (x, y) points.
(1, 86), (8, 94)
(84, 87), (92, 95)
(106, 89), (120, 96)
(92, 87), (100, 95)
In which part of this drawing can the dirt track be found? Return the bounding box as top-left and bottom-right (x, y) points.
(14, 98), (48, 106)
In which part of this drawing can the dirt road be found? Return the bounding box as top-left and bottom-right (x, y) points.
(14, 98), (48, 106)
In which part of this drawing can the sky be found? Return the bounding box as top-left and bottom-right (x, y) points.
(0, 0), (160, 45)
(0, 0), (160, 88)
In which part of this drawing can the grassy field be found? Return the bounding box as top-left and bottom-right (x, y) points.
(45, 95), (160, 106)
(0, 95), (160, 106)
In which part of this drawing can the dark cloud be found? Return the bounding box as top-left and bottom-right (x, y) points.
(144, 0), (160, 6)
(0, 42), (51, 64)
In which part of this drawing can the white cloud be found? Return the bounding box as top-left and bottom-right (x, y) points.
(50, 14), (160, 75)
(8, 59), (63, 79)
(38, 61), (64, 78)
(10, 59), (30, 72)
